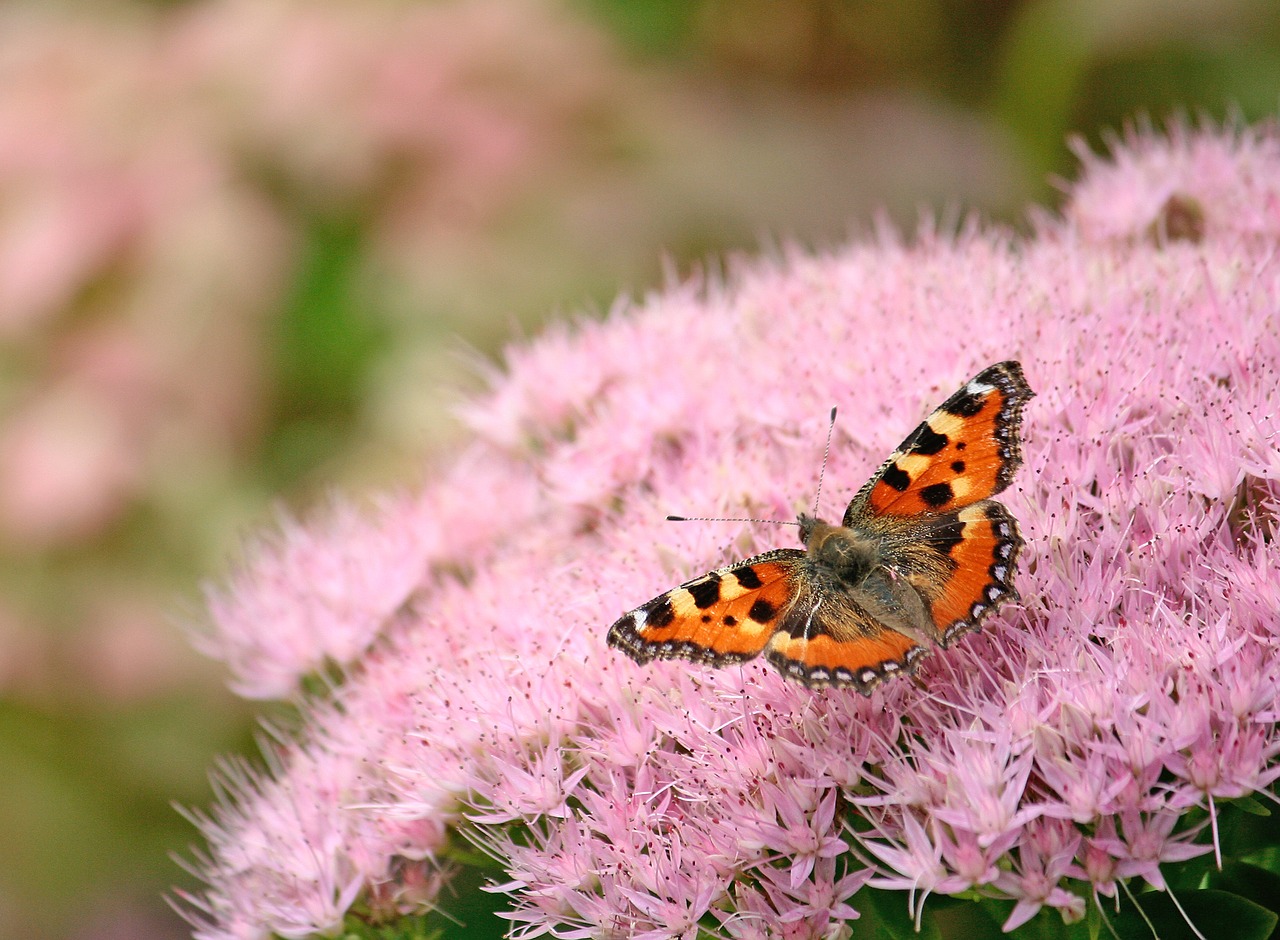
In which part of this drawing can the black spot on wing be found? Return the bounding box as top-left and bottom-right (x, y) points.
(910, 423), (949, 455)
(920, 482), (954, 508)
(881, 463), (911, 492)
(730, 565), (763, 590)
(924, 516), (964, 556)
(645, 595), (674, 628)
(942, 388), (986, 418)
(951, 460), (966, 473)
(688, 574), (722, 609)
(748, 599), (777, 622)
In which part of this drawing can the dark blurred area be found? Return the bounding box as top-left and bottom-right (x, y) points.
(0, 0), (1276, 937)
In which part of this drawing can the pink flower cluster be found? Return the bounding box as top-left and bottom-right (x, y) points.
(185, 122), (1280, 939)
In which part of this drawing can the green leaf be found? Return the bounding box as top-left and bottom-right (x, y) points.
(1229, 795), (1272, 818)
(337, 918), (442, 940)
(1105, 889), (1276, 940)
(1245, 848), (1280, 878)
(1163, 847), (1218, 893)
(853, 887), (941, 940)
(1209, 862), (1280, 933)
(851, 890), (1015, 940)
(986, 897), (1095, 940)
(421, 863), (510, 940)
(1219, 799), (1280, 859)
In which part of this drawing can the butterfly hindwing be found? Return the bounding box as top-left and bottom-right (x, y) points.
(899, 500), (1025, 646)
(764, 592), (927, 691)
(845, 361), (1032, 522)
(606, 551), (804, 666)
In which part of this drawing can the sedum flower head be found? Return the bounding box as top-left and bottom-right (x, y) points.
(185, 122), (1280, 938)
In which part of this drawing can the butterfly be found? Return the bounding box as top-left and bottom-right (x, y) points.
(606, 361), (1034, 693)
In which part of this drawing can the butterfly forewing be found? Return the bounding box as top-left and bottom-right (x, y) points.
(606, 552), (804, 666)
(845, 361), (1032, 522)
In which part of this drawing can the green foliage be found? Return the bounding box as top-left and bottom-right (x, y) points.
(849, 887), (945, 940)
(574, 0), (700, 57)
(263, 213), (389, 491)
(1106, 889), (1276, 940)
(336, 917), (442, 940)
(0, 690), (255, 938)
(342, 863), (508, 940)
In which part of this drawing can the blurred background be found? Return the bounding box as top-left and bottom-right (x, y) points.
(0, 1), (1277, 937)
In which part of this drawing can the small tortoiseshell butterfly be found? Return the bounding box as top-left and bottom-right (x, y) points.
(606, 361), (1034, 693)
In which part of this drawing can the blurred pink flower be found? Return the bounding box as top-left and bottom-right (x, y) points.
(0, 0), (614, 550)
(1063, 118), (1280, 241)
(165, 0), (616, 300)
(0, 8), (287, 547)
(0, 382), (143, 546)
(184, 123), (1280, 938)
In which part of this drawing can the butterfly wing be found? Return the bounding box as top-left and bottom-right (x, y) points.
(844, 361), (1033, 523)
(606, 549), (805, 667)
(763, 587), (928, 691)
(889, 500), (1025, 647)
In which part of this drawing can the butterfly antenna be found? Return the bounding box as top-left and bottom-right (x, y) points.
(667, 406), (836, 528)
(667, 514), (800, 527)
(812, 406), (837, 516)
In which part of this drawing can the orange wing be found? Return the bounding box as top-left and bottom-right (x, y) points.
(606, 552), (804, 667)
(925, 500), (1024, 646)
(845, 361), (1033, 521)
(765, 623), (925, 692)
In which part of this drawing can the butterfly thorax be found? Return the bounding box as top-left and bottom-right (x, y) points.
(798, 514), (882, 587)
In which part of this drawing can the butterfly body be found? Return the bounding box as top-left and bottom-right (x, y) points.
(607, 361), (1033, 693)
